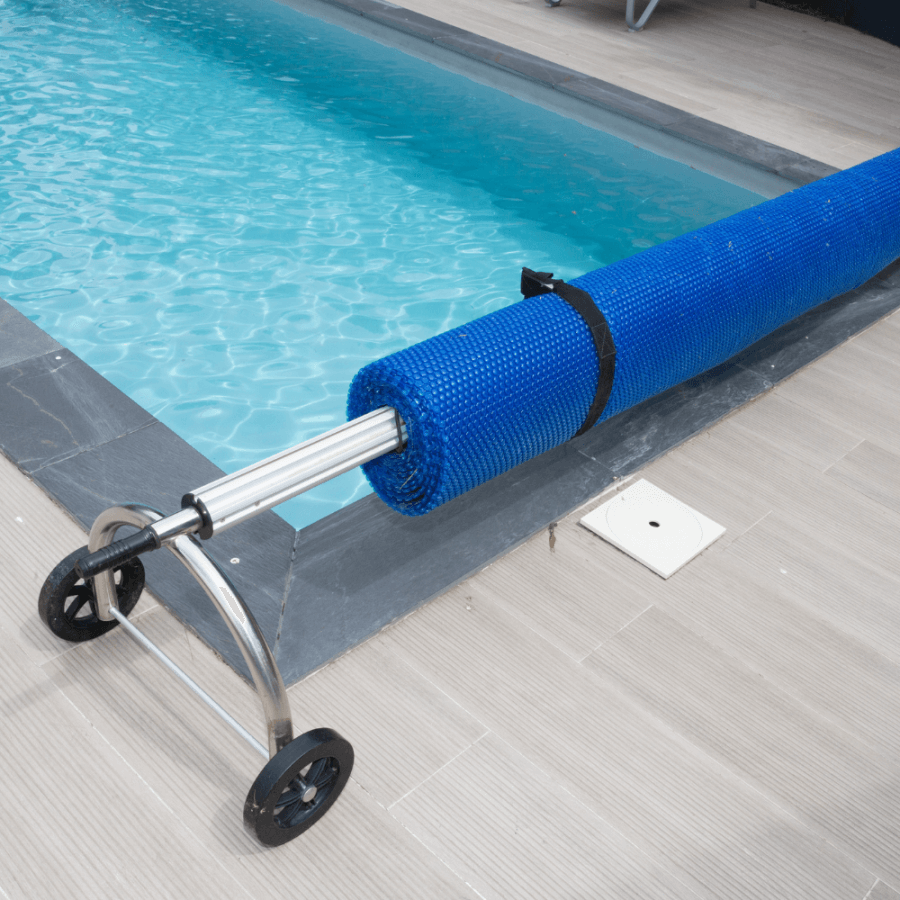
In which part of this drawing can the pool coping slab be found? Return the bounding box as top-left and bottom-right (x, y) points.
(2, 0), (898, 683)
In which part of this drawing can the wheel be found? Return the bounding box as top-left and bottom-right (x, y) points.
(244, 728), (354, 846)
(38, 545), (145, 642)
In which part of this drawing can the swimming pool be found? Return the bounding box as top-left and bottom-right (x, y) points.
(0, 0), (762, 529)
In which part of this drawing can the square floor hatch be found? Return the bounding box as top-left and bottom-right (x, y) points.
(580, 479), (725, 578)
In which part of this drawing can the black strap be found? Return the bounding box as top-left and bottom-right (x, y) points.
(521, 267), (616, 436)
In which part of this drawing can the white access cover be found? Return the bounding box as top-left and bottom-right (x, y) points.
(580, 479), (725, 579)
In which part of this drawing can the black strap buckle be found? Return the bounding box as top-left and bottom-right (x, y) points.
(520, 267), (617, 437)
(521, 267), (556, 299)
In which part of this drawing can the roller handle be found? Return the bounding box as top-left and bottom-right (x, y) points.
(74, 528), (159, 579)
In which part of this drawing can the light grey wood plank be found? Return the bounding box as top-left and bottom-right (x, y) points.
(720, 392), (860, 472)
(827, 440), (900, 515)
(884, 309), (900, 329)
(639, 421), (900, 576)
(655, 530), (900, 758)
(852, 317), (900, 362)
(775, 345), (900, 454)
(870, 880), (900, 900)
(286, 636), (488, 808)
(381, 585), (877, 900)
(473, 491), (655, 660)
(821, 337), (900, 386)
(826, 140), (898, 169)
(39, 607), (479, 899)
(688, 37), (900, 116)
(0, 632), (249, 900)
(593, 379), (900, 676)
(717, 506), (900, 664)
(621, 67), (870, 162)
(392, 732), (706, 900)
(584, 606), (900, 883)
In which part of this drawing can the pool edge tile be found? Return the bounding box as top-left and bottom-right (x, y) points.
(0, 347), (157, 475)
(0, 301), (62, 368)
(276, 443), (617, 683)
(575, 362), (774, 478)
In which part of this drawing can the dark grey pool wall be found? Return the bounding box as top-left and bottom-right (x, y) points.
(3, 0), (899, 685)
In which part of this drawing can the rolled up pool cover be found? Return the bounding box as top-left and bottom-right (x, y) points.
(348, 148), (900, 516)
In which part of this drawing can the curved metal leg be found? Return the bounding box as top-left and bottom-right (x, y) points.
(626, 0), (661, 31)
(87, 504), (293, 758)
(89, 505), (163, 622)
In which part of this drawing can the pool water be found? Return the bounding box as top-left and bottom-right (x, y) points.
(0, 0), (762, 529)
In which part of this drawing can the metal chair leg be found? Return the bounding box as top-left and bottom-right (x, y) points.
(626, 0), (662, 31)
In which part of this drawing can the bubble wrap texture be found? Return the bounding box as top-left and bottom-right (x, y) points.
(348, 148), (900, 515)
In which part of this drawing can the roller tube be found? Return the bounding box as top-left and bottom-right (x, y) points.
(349, 148), (900, 516)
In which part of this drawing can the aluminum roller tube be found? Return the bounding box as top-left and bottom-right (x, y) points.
(183, 406), (407, 538)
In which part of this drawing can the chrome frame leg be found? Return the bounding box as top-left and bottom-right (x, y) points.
(625, 0), (662, 31)
(109, 606), (269, 760)
(87, 504), (293, 758)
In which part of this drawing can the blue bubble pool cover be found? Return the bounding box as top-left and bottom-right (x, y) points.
(348, 148), (900, 516)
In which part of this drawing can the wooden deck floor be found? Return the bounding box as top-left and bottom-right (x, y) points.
(1, 1), (899, 898)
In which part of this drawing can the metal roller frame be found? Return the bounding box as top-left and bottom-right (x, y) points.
(44, 406), (406, 842)
(87, 503), (292, 759)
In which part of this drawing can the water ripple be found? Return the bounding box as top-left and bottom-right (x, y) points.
(0, 0), (760, 529)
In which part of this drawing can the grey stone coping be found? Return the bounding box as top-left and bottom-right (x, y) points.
(0, 303), (62, 369)
(2, 0), (893, 684)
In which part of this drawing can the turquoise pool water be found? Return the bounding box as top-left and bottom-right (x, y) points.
(0, 0), (762, 529)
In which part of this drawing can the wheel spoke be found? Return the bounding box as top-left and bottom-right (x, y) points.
(275, 788), (307, 825)
(279, 795), (303, 817)
(305, 758), (327, 788)
(64, 586), (94, 622)
(309, 757), (336, 790)
(275, 779), (309, 812)
(277, 785), (304, 807)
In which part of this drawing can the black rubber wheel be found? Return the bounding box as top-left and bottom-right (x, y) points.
(244, 727), (353, 846)
(38, 545), (145, 642)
